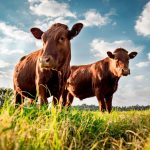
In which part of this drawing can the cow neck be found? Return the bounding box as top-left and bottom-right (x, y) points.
(106, 57), (120, 79)
(102, 57), (120, 81)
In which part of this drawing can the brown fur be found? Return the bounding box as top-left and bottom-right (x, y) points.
(62, 48), (137, 112)
(13, 23), (83, 106)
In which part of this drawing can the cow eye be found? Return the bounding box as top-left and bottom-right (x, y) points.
(59, 37), (65, 43)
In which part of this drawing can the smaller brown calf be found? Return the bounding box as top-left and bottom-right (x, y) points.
(62, 48), (137, 113)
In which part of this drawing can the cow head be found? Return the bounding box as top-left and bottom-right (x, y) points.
(107, 48), (137, 77)
(30, 23), (83, 70)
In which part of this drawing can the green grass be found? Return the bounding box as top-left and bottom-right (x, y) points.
(0, 100), (150, 150)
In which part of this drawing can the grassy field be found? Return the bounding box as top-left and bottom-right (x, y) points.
(0, 100), (150, 150)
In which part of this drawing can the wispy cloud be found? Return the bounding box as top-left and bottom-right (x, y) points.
(0, 22), (32, 41)
(134, 75), (144, 81)
(78, 9), (113, 27)
(34, 17), (70, 30)
(0, 21), (39, 88)
(114, 81), (150, 106)
(135, 52), (150, 68)
(0, 70), (13, 79)
(136, 61), (150, 68)
(135, 1), (150, 37)
(0, 70), (13, 88)
(148, 52), (150, 60)
(28, 0), (76, 18)
(0, 48), (24, 55)
(0, 60), (10, 68)
(0, 21), (38, 54)
(28, 1), (115, 29)
(90, 39), (143, 58)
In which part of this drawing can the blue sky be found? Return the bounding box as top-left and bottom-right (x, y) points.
(0, 0), (150, 106)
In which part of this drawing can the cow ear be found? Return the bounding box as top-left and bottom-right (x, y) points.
(30, 28), (44, 39)
(69, 23), (83, 39)
(129, 52), (138, 59)
(107, 51), (115, 59)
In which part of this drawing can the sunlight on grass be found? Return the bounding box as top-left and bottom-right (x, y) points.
(0, 99), (150, 150)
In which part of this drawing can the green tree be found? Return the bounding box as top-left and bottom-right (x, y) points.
(0, 88), (13, 107)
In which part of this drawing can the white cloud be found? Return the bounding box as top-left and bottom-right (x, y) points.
(114, 80), (150, 106)
(136, 61), (150, 67)
(0, 21), (39, 54)
(90, 39), (143, 58)
(51, 17), (70, 25)
(34, 17), (70, 31)
(0, 22), (32, 41)
(0, 60), (10, 68)
(28, 0), (76, 18)
(0, 48), (24, 55)
(0, 70), (13, 88)
(0, 21), (40, 88)
(79, 9), (111, 27)
(135, 1), (150, 37)
(0, 70), (13, 79)
(148, 52), (150, 60)
(134, 75), (144, 81)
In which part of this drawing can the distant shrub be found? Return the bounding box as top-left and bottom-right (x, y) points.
(73, 104), (150, 111)
(0, 88), (13, 107)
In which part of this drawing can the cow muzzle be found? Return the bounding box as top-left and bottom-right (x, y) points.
(39, 55), (56, 69)
(122, 68), (130, 76)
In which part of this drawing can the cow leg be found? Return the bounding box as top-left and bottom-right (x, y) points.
(51, 71), (64, 107)
(52, 96), (59, 106)
(66, 92), (74, 107)
(51, 87), (64, 107)
(97, 96), (106, 112)
(14, 91), (24, 107)
(37, 84), (48, 106)
(95, 88), (106, 112)
(105, 96), (113, 113)
(57, 87), (74, 109)
(59, 88), (70, 106)
(57, 90), (74, 110)
(52, 88), (62, 106)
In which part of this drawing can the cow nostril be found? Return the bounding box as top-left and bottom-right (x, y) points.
(122, 68), (130, 75)
(46, 58), (50, 62)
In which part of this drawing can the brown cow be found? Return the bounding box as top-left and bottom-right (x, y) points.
(62, 48), (137, 113)
(13, 23), (83, 106)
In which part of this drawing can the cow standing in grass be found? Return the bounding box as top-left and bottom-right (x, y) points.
(13, 23), (83, 106)
(62, 48), (137, 113)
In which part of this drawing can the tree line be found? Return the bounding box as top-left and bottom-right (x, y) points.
(73, 104), (150, 111)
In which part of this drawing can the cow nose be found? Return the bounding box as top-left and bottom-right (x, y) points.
(122, 68), (130, 76)
(39, 55), (55, 69)
(40, 56), (52, 64)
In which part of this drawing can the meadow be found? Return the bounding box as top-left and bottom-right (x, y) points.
(0, 98), (150, 150)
